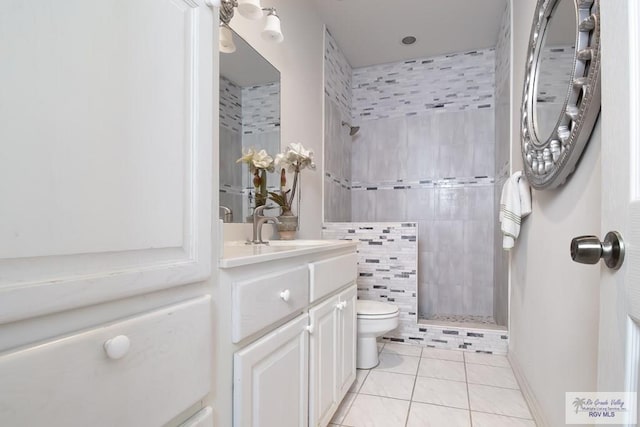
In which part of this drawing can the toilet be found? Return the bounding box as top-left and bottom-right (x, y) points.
(356, 300), (400, 369)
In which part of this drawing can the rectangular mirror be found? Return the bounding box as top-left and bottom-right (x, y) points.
(219, 29), (281, 223)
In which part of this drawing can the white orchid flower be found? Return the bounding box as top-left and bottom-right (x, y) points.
(276, 143), (316, 172)
(236, 147), (274, 172)
(252, 149), (275, 172)
(236, 148), (256, 165)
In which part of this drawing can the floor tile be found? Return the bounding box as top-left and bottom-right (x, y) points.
(468, 384), (532, 419)
(471, 411), (537, 426)
(342, 394), (410, 427)
(350, 369), (370, 393)
(465, 352), (511, 367)
(331, 392), (357, 424)
(412, 376), (469, 409)
(360, 370), (416, 400)
(375, 352), (420, 375)
(382, 342), (423, 357)
(406, 402), (471, 427)
(422, 347), (465, 362)
(417, 358), (466, 382)
(466, 363), (519, 389)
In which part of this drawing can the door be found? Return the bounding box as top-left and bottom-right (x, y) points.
(0, 0), (214, 325)
(598, 0), (640, 417)
(233, 314), (309, 427)
(309, 295), (339, 427)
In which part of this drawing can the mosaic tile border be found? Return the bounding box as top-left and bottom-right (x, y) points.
(350, 176), (495, 191)
(324, 171), (352, 190)
(352, 48), (495, 122)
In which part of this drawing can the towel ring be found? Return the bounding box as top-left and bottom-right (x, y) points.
(520, 0), (601, 189)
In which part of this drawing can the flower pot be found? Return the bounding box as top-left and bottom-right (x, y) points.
(276, 214), (298, 240)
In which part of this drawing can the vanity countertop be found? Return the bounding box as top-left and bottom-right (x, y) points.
(219, 239), (357, 268)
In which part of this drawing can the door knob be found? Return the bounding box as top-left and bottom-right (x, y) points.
(570, 231), (625, 269)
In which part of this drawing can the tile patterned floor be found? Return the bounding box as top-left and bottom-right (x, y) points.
(329, 342), (537, 427)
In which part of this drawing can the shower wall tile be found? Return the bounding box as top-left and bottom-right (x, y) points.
(406, 188), (435, 222)
(323, 222), (508, 354)
(438, 143), (474, 178)
(220, 76), (242, 132)
(352, 48), (495, 122)
(219, 126), (243, 189)
(242, 82), (280, 134)
(324, 29), (353, 123)
(494, 2), (511, 327)
(465, 186), (495, 221)
(464, 220), (494, 256)
(405, 115), (439, 181)
(433, 220), (464, 254)
(434, 188), (467, 220)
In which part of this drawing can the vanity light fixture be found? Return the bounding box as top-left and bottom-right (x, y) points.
(212, 0), (284, 53)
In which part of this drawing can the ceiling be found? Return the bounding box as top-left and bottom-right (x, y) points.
(312, 0), (508, 68)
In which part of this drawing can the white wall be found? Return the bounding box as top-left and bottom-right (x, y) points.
(509, 1), (601, 425)
(228, 0), (325, 239)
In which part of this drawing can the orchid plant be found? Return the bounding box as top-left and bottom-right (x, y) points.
(269, 143), (316, 216)
(236, 148), (275, 208)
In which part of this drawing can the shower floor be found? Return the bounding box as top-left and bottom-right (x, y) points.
(421, 314), (506, 331)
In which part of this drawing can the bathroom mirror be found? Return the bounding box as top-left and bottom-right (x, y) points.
(219, 29), (281, 222)
(521, 0), (601, 189)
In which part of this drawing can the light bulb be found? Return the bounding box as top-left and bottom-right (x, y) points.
(219, 25), (236, 53)
(262, 11), (283, 43)
(237, 0), (263, 20)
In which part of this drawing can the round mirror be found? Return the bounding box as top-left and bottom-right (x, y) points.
(533, 0), (576, 140)
(521, 0), (601, 189)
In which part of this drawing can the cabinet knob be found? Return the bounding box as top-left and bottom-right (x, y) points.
(280, 289), (291, 302)
(104, 335), (130, 360)
(336, 301), (346, 311)
(306, 324), (314, 334)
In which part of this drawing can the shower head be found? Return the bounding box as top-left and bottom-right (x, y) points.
(341, 121), (360, 136)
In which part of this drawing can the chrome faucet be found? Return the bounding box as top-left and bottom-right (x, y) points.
(219, 205), (233, 223)
(251, 205), (280, 244)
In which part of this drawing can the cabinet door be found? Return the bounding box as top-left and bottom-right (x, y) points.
(0, 0), (214, 325)
(337, 285), (357, 399)
(309, 295), (340, 427)
(234, 314), (309, 427)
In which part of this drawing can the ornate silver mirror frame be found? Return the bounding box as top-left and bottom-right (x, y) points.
(521, 0), (601, 189)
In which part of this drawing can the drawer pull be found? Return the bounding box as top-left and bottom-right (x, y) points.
(104, 335), (131, 360)
(279, 289), (291, 302)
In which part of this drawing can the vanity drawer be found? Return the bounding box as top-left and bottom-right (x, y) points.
(309, 253), (358, 303)
(232, 265), (309, 343)
(0, 296), (211, 427)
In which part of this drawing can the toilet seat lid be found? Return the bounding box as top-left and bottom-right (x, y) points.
(357, 300), (399, 316)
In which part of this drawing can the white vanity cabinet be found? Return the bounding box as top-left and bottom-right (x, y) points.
(308, 270), (357, 427)
(217, 241), (358, 427)
(234, 314), (310, 427)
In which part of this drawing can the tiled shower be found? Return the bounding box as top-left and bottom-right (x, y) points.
(323, 1), (511, 332)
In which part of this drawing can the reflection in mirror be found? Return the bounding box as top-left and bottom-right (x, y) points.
(533, 0), (576, 140)
(219, 29), (280, 223)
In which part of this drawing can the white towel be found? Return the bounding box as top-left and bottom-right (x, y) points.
(499, 171), (532, 250)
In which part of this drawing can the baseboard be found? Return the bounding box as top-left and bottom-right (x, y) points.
(508, 352), (549, 427)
